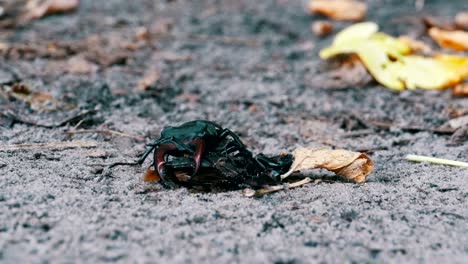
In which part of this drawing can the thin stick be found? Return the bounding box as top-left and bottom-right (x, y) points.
(2, 109), (96, 128)
(406, 154), (468, 168)
(243, 178), (312, 197)
(64, 129), (145, 141)
(0, 141), (98, 151)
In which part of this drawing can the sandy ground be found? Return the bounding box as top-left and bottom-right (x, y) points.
(0, 0), (467, 263)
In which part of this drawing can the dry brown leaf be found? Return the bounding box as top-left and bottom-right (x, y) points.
(307, 0), (367, 22)
(398, 35), (432, 54)
(455, 12), (468, 30)
(9, 83), (61, 112)
(452, 83), (468, 97)
(24, 0), (79, 20)
(67, 56), (98, 74)
(448, 115), (468, 129)
(281, 147), (373, 183)
(311, 21), (333, 37)
(135, 69), (160, 91)
(143, 168), (160, 182)
(428, 27), (468, 51)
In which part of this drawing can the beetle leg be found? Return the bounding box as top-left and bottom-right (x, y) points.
(192, 137), (206, 175)
(219, 129), (247, 148)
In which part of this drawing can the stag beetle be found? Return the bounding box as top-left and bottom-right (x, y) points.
(138, 120), (253, 186)
(162, 151), (293, 189)
(136, 120), (292, 188)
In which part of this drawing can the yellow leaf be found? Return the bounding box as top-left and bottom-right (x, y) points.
(319, 22), (468, 90)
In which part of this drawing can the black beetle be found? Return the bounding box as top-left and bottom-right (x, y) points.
(138, 120), (253, 186)
(109, 120), (294, 189)
(137, 120), (292, 188)
(162, 151), (293, 189)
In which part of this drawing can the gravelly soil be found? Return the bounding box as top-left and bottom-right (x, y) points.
(0, 0), (467, 263)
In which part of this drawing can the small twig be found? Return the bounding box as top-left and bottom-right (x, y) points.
(0, 141), (98, 152)
(64, 129), (145, 141)
(415, 186), (429, 195)
(243, 178), (312, 197)
(406, 154), (468, 168)
(341, 129), (375, 138)
(355, 147), (388, 153)
(367, 120), (454, 134)
(1, 109), (97, 128)
(187, 34), (258, 46)
(108, 161), (141, 169)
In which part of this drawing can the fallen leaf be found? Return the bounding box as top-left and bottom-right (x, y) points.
(143, 168), (160, 182)
(311, 21), (333, 37)
(320, 22), (468, 90)
(455, 12), (468, 30)
(450, 126), (468, 145)
(86, 149), (108, 158)
(452, 83), (468, 96)
(23, 0), (79, 20)
(135, 69), (160, 91)
(447, 115), (468, 129)
(281, 147), (373, 183)
(307, 0), (367, 22)
(67, 56), (98, 74)
(9, 83), (61, 111)
(428, 27), (468, 51)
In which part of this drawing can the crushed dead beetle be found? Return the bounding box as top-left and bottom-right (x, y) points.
(110, 120), (293, 189)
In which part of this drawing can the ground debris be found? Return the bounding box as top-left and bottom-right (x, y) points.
(22, 0), (79, 21)
(0, 0), (79, 27)
(307, 0), (367, 22)
(311, 21), (333, 37)
(64, 128), (145, 141)
(398, 36), (432, 54)
(135, 68), (160, 92)
(455, 12), (468, 30)
(0, 140), (97, 152)
(3, 83), (67, 112)
(1, 108), (96, 128)
(451, 83), (468, 97)
(428, 27), (468, 51)
(308, 54), (373, 90)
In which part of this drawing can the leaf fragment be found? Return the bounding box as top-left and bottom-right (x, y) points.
(311, 21), (333, 37)
(24, 0), (79, 20)
(452, 83), (468, 97)
(143, 168), (160, 182)
(398, 35), (432, 54)
(281, 148), (373, 183)
(135, 69), (160, 91)
(428, 27), (468, 51)
(307, 0), (367, 22)
(455, 12), (468, 30)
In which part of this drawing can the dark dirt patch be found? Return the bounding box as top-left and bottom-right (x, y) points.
(0, 0), (467, 263)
